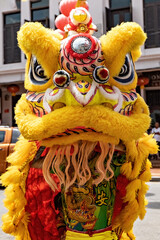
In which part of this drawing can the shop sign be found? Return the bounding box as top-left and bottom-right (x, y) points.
(144, 71), (160, 87)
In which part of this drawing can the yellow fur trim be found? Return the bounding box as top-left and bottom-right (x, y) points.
(113, 133), (157, 233)
(100, 22), (146, 90)
(138, 181), (149, 220)
(2, 213), (17, 233)
(138, 133), (158, 155)
(1, 137), (37, 239)
(113, 200), (139, 232)
(121, 230), (135, 240)
(4, 136), (37, 167)
(132, 95), (149, 115)
(15, 94), (150, 142)
(131, 48), (141, 62)
(139, 160), (152, 182)
(2, 166), (25, 184)
(123, 179), (142, 203)
(121, 134), (158, 180)
(17, 22), (61, 91)
(120, 162), (132, 179)
(3, 184), (26, 213)
(41, 132), (119, 146)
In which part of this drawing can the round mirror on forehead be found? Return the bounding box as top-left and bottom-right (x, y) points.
(71, 36), (92, 54)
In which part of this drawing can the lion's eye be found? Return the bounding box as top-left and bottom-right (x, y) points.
(113, 53), (135, 85)
(29, 55), (49, 85)
(119, 64), (128, 75)
(35, 65), (45, 77)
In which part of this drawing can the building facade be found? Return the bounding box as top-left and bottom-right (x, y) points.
(0, 0), (160, 126)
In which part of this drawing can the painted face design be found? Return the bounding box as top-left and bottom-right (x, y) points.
(26, 32), (138, 117)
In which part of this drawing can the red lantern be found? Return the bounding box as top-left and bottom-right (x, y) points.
(60, 0), (77, 16)
(7, 84), (20, 96)
(137, 77), (149, 89)
(55, 14), (68, 31)
(59, 0), (89, 17)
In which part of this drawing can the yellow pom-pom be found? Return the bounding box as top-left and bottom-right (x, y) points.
(124, 179), (141, 203)
(138, 134), (158, 155)
(120, 162), (132, 179)
(1, 166), (23, 186)
(2, 214), (16, 233)
(121, 230), (136, 240)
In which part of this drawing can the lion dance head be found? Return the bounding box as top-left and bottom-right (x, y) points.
(1, 1), (158, 239)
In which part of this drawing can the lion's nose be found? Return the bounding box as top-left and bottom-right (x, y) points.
(75, 80), (91, 95)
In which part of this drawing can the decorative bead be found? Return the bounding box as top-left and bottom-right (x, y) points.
(77, 23), (88, 33)
(93, 66), (109, 84)
(53, 70), (70, 88)
(73, 9), (87, 22)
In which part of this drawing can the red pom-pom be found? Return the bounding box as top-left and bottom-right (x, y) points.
(60, 0), (77, 17)
(55, 14), (68, 31)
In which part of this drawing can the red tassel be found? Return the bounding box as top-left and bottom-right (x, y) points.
(112, 175), (129, 223)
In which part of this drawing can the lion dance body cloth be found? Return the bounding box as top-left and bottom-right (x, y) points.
(1, 0), (158, 240)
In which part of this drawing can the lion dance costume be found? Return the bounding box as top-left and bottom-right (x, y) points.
(1, 0), (158, 240)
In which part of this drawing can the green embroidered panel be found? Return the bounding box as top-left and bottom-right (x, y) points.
(61, 151), (125, 232)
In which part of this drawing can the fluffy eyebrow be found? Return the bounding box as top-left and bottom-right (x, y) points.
(17, 22), (62, 77)
(100, 22), (147, 77)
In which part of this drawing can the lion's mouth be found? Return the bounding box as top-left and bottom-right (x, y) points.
(16, 93), (150, 142)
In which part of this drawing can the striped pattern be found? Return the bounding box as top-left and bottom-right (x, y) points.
(26, 91), (45, 103)
(119, 104), (133, 116)
(49, 127), (97, 139)
(122, 89), (137, 102)
(29, 103), (47, 117)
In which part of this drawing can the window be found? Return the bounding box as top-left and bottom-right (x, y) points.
(3, 12), (21, 64)
(106, 0), (132, 31)
(144, 0), (160, 48)
(11, 128), (20, 143)
(110, 0), (131, 9)
(16, 0), (21, 9)
(0, 131), (5, 143)
(31, 0), (49, 27)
